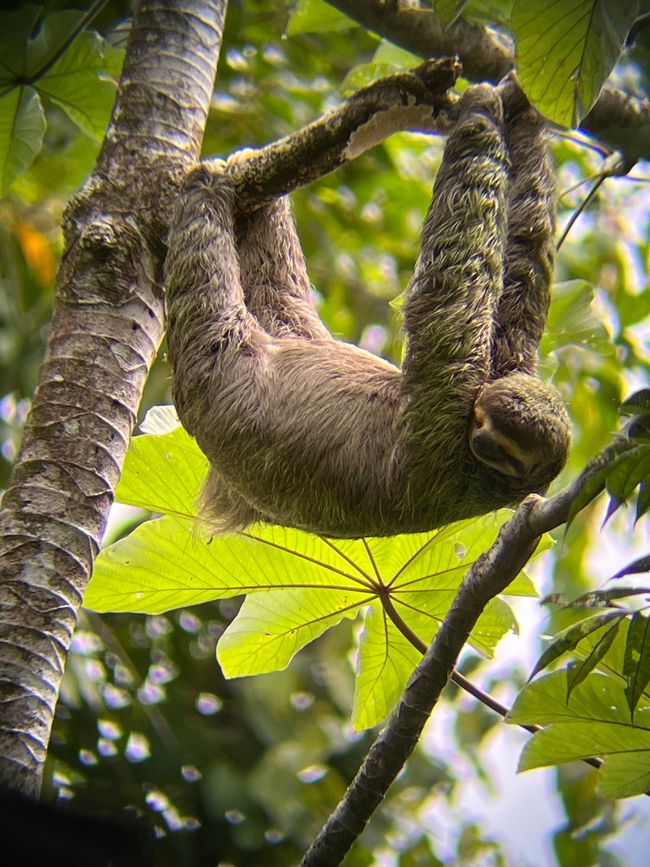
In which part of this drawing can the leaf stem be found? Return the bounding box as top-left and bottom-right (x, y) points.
(379, 578), (604, 763)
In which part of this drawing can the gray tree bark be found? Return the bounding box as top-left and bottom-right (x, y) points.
(0, 0), (226, 797)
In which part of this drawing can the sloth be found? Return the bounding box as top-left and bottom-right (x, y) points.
(164, 80), (571, 539)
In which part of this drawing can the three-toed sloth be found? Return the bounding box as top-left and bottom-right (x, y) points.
(165, 79), (571, 539)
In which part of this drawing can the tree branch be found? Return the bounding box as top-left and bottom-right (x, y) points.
(326, 0), (650, 162)
(0, 0), (226, 797)
(214, 56), (460, 208)
(300, 437), (627, 866)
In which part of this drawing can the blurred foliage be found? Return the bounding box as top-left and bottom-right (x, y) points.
(0, 0), (649, 864)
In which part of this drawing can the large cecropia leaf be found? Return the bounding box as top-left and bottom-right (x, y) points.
(87, 407), (542, 728)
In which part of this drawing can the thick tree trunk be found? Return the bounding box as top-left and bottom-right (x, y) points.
(0, 0), (226, 797)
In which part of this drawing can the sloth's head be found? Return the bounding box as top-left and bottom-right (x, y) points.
(469, 373), (571, 493)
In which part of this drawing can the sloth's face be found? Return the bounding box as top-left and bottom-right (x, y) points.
(469, 373), (571, 492)
(469, 403), (530, 481)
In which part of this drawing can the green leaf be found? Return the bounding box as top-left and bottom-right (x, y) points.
(286, 0), (356, 36)
(88, 521), (371, 614)
(512, 0), (639, 126)
(566, 618), (622, 697)
(599, 751), (650, 799)
(353, 601), (422, 730)
(90, 509), (540, 727)
(620, 389), (650, 416)
(116, 424), (207, 517)
(512, 671), (650, 796)
(433, 1), (468, 27)
(624, 612), (650, 714)
(502, 571), (538, 596)
(33, 15), (123, 141)
(340, 42), (422, 94)
(511, 670), (635, 726)
(217, 587), (368, 677)
(541, 280), (614, 357)
(0, 87), (45, 193)
(520, 721), (650, 798)
(0, 5), (40, 82)
(599, 443), (650, 520)
(0, 7), (123, 181)
(461, 0), (514, 27)
(531, 611), (626, 678)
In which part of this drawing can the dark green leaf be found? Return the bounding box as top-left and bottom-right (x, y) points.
(637, 483), (650, 522)
(620, 389), (650, 416)
(623, 611), (650, 713)
(566, 619), (621, 697)
(626, 416), (650, 441)
(0, 4), (40, 82)
(613, 555), (650, 579)
(530, 611), (626, 678)
(35, 21), (124, 141)
(604, 444), (650, 519)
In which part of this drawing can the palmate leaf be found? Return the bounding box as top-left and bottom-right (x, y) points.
(32, 14), (123, 142)
(0, 6), (45, 191)
(353, 595), (514, 730)
(89, 511), (541, 729)
(354, 602), (423, 730)
(510, 671), (650, 798)
(89, 407), (544, 728)
(0, 7), (123, 188)
(217, 586), (375, 678)
(88, 520), (378, 614)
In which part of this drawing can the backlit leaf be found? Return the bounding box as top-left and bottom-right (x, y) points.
(512, 0), (638, 126)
